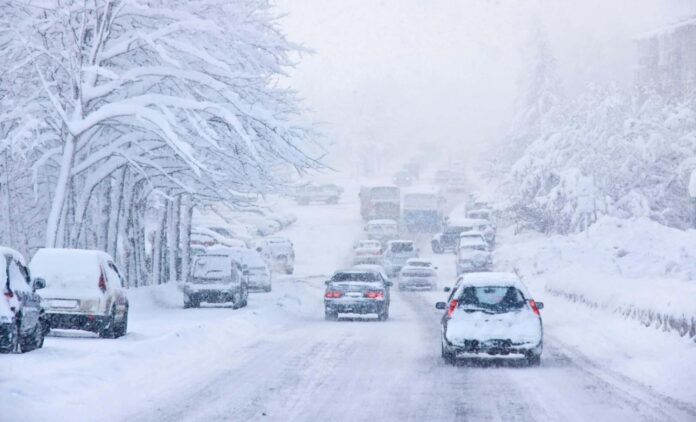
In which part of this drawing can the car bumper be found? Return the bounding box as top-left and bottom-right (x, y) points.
(325, 300), (386, 314)
(446, 337), (542, 357)
(185, 289), (239, 303)
(46, 312), (109, 332)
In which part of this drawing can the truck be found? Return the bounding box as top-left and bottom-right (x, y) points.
(359, 185), (401, 221)
(402, 187), (444, 233)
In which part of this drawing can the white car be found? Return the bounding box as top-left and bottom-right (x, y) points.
(183, 252), (249, 308)
(208, 246), (272, 292)
(398, 265), (437, 290)
(437, 272), (544, 366)
(352, 240), (383, 265)
(382, 240), (419, 277)
(29, 249), (129, 338)
(257, 237), (295, 274)
(456, 237), (492, 275)
(365, 219), (399, 244)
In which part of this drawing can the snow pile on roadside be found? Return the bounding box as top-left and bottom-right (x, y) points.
(496, 217), (696, 339)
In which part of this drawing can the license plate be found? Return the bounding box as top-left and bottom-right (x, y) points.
(346, 292), (363, 298)
(50, 299), (79, 309)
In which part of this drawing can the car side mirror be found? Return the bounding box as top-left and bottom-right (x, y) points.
(33, 278), (46, 290)
(536, 301), (544, 310)
(256, 247), (262, 252)
(434, 266), (439, 270)
(385, 281), (393, 287)
(435, 302), (447, 310)
(324, 280), (331, 286)
(443, 287), (451, 292)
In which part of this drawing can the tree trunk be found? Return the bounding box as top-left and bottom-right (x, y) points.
(167, 196), (181, 282)
(180, 196), (193, 283)
(46, 135), (76, 247)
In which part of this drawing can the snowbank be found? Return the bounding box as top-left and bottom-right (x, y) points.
(496, 217), (696, 340)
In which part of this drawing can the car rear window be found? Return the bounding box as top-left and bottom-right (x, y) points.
(390, 243), (414, 253)
(457, 286), (526, 313)
(331, 272), (380, 282)
(29, 250), (102, 290)
(192, 255), (231, 280)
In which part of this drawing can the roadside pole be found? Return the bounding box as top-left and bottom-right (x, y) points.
(689, 170), (696, 228)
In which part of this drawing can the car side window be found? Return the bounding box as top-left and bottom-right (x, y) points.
(105, 261), (124, 289)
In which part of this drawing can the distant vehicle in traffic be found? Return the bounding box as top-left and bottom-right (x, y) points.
(365, 219), (399, 244)
(256, 237), (295, 274)
(466, 209), (496, 245)
(402, 187), (444, 233)
(1, 247), (46, 353)
(452, 218), (495, 249)
(359, 185), (401, 221)
(446, 172), (467, 193)
(404, 258), (437, 269)
(456, 237), (492, 275)
(184, 253), (249, 308)
(324, 270), (392, 321)
(434, 170), (451, 185)
(383, 240), (419, 277)
(392, 170), (414, 187)
(398, 265), (437, 291)
(436, 272), (544, 366)
(352, 240), (383, 265)
(30, 249), (129, 338)
(208, 246), (272, 292)
(293, 183), (343, 205)
(431, 219), (470, 253)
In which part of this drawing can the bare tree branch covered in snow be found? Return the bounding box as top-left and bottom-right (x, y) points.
(0, 0), (321, 285)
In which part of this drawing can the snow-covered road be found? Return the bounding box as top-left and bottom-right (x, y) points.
(3, 192), (696, 422)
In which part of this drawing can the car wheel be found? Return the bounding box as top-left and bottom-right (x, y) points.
(324, 309), (338, 321)
(378, 307), (389, 321)
(264, 285), (272, 293)
(285, 268), (294, 275)
(98, 310), (117, 339)
(20, 321), (44, 352)
(115, 307), (128, 338)
(0, 322), (20, 354)
(431, 241), (443, 254)
(526, 352), (541, 367)
(442, 344), (455, 365)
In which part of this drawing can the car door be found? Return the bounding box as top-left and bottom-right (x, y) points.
(104, 261), (128, 314)
(8, 257), (40, 335)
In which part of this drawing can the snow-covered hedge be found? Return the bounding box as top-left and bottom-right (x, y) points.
(496, 217), (696, 341)
(505, 88), (696, 233)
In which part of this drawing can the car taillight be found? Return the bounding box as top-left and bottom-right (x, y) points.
(528, 299), (540, 315)
(447, 299), (458, 317)
(364, 290), (384, 299)
(98, 273), (107, 293)
(3, 290), (13, 299)
(325, 290), (343, 299)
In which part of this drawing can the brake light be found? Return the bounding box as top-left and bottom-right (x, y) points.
(98, 273), (107, 293)
(528, 299), (540, 315)
(325, 290), (343, 299)
(447, 299), (458, 317)
(3, 290), (13, 299)
(364, 290), (384, 299)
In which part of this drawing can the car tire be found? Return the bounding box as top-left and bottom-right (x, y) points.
(114, 307), (128, 338)
(378, 307), (389, 321)
(324, 309), (338, 321)
(98, 310), (117, 339)
(285, 268), (294, 275)
(526, 352), (541, 367)
(20, 321), (44, 352)
(264, 285), (272, 293)
(0, 321), (20, 354)
(441, 342), (455, 365)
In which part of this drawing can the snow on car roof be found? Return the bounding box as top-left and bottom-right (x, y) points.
(457, 272), (530, 294)
(0, 246), (26, 266)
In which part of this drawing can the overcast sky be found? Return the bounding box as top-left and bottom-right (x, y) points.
(276, 0), (696, 172)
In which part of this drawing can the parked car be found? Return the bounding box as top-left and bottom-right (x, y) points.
(208, 246), (272, 292)
(456, 237), (492, 275)
(436, 272), (544, 366)
(183, 252), (249, 308)
(293, 183), (343, 205)
(383, 240), (419, 277)
(191, 226), (248, 249)
(398, 265), (437, 290)
(324, 270), (392, 321)
(365, 219), (399, 244)
(0, 247), (46, 353)
(256, 237), (295, 274)
(29, 249), (129, 338)
(352, 240), (383, 265)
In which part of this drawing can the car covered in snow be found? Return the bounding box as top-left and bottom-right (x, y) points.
(191, 226), (249, 249)
(431, 222), (468, 254)
(184, 253), (249, 308)
(456, 237), (492, 275)
(436, 272), (544, 366)
(451, 217), (495, 248)
(466, 209), (496, 245)
(352, 240), (384, 265)
(29, 249), (129, 338)
(351, 264), (391, 282)
(392, 170), (414, 187)
(256, 237), (295, 274)
(364, 219), (399, 244)
(324, 270), (392, 321)
(1, 247), (46, 353)
(382, 240), (419, 277)
(398, 265), (437, 291)
(292, 183), (343, 205)
(208, 246), (272, 292)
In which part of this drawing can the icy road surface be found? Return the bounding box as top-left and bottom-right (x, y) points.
(3, 189), (696, 422)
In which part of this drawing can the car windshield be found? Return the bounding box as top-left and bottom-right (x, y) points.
(390, 243), (414, 253)
(457, 286), (526, 313)
(331, 272), (381, 282)
(192, 255), (231, 282)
